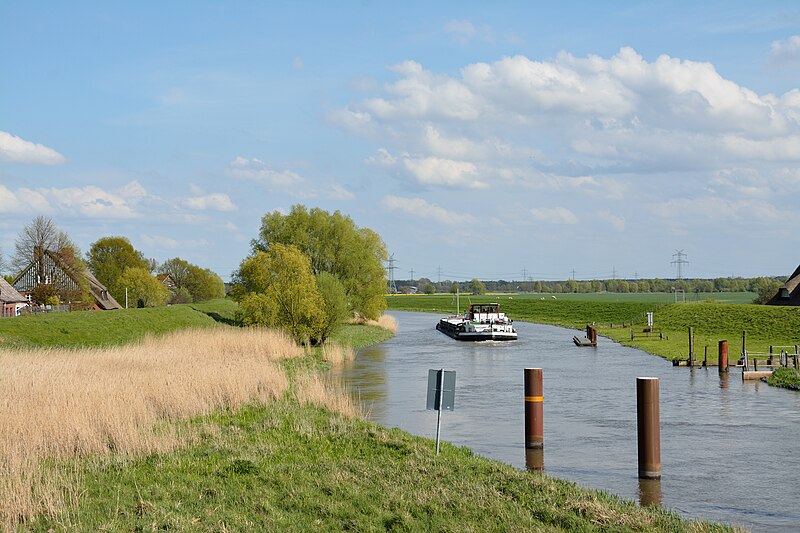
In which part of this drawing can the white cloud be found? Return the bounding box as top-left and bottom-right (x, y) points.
(403, 157), (486, 188)
(770, 35), (800, 65)
(325, 184), (355, 201)
(183, 193), (237, 211)
(382, 196), (477, 226)
(364, 148), (397, 166)
(443, 19), (477, 45)
(530, 207), (578, 225)
(337, 47), (800, 176)
(0, 131), (66, 165)
(0, 181), (144, 218)
(228, 156), (308, 192)
(292, 57), (304, 70)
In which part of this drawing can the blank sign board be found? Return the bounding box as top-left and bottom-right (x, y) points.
(426, 369), (456, 411)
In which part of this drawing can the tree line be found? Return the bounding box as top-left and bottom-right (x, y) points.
(399, 276), (783, 303)
(1, 216), (225, 308)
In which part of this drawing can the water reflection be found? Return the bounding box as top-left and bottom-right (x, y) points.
(524, 447), (544, 473)
(638, 478), (662, 507)
(337, 311), (800, 532)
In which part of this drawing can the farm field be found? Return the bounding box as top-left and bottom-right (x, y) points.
(386, 293), (800, 362)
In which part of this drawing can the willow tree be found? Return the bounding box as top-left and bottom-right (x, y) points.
(253, 205), (387, 320)
(235, 244), (325, 343)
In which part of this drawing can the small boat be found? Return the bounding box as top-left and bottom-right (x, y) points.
(436, 303), (518, 341)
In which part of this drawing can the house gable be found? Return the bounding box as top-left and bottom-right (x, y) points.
(11, 248), (122, 310)
(766, 265), (800, 306)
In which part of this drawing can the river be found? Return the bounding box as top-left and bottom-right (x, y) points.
(332, 311), (800, 532)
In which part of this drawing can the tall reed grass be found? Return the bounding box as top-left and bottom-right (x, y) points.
(352, 313), (398, 333)
(0, 326), (307, 528)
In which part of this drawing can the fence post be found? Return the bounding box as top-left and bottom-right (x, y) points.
(688, 327), (694, 365)
(637, 377), (661, 479)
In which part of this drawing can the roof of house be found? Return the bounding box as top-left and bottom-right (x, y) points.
(12, 248), (122, 310)
(766, 264), (800, 306)
(0, 277), (27, 303)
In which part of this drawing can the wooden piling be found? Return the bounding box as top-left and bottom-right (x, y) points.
(637, 377), (661, 480)
(718, 340), (728, 373)
(524, 368), (544, 449)
(688, 327), (694, 365)
(703, 346), (708, 367)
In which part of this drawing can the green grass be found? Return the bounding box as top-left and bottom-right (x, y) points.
(0, 301), (234, 349)
(30, 401), (734, 532)
(767, 368), (800, 391)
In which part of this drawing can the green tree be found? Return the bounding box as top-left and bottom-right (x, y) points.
(159, 258), (225, 302)
(449, 282), (459, 294)
(86, 236), (150, 304)
(31, 284), (59, 306)
(119, 267), (169, 308)
(469, 278), (486, 295)
(235, 244), (325, 344)
(316, 272), (349, 343)
(753, 277), (782, 304)
(424, 283), (436, 294)
(253, 205), (387, 320)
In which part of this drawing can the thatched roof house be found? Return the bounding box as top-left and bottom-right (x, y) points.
(1, 277), (28, 317)
(766, 265), (800, 306)
(11, 247), (122, 310)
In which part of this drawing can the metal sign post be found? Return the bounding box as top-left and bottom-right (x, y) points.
(426, 368), (456, 455)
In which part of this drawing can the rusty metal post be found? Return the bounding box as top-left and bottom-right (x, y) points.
(525, 448), (544, 473)
(718, 340), (728, 373)
(590, 327), (597, 345)
(636, 377), (661, 480)
(524, 368), (544, 449)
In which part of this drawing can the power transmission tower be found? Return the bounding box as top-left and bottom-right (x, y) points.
(612, 266), (617, 280)
(522, 267), (527, 282)
(437, 265), (442, 284)
(386, 254), (398, 294)
(571, 269), (577, 280)
(409, 267), (415, 281)
(671, 250), (689, 280)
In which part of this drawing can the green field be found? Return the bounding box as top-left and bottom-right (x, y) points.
(387, 293), (800, 362)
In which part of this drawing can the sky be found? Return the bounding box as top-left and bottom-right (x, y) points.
(2, 1), (800, 283)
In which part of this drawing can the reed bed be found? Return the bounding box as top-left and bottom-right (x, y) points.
(352, 313), (398, 333)
(0, 326), (303, 528)
(321, 341), (355, 365)
(293, 372), (362, 419)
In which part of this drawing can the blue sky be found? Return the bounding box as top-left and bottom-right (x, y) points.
(2, 1), (800, 282)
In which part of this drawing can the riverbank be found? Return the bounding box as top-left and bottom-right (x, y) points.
(0, 302), (736, 530)
(387, 294), (800, 364)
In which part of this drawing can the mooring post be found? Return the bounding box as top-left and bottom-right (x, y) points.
(741, 330), (747, 365)
(769, 346), (774, 366)
(718, 340), (728, 373)
(688, 327), (694, 365)
(795, 345), (799, 370)
(637, 377), (661, 480)
(524, 368), (544, 449)
(703, 346), (708, 367)
(631, 328), (635, 341)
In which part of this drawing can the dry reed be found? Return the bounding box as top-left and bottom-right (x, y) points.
(321, 342), (355, 365)
(0, 326), (303, 529)
(352, 313), (398, 333)
(293, 373), (362, 419)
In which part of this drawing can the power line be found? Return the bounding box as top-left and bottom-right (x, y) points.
(671, 250), (689, 280)
(386, 254), (397, 294)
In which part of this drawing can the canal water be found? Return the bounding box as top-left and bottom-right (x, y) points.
(332, 311), (800, 532)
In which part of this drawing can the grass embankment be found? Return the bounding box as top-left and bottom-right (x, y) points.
(387, 294), (800, 363)
(0, 299), (239, 349)
(1, 301), (734, 531)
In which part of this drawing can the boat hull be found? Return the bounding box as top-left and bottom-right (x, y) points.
(436, 320), (518, 341)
